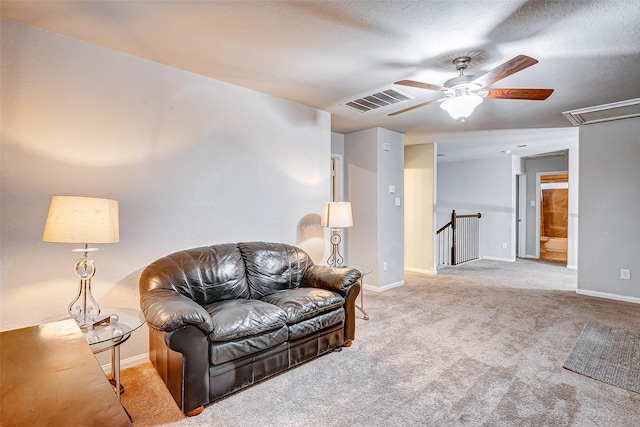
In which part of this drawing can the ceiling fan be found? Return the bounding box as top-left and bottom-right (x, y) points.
(389, 55), (554, 121)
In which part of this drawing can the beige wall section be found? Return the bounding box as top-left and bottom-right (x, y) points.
(404, 144), (436, 274)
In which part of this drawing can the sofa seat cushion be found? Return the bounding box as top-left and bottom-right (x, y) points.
(210, 326), (288, 365)
(288, 308), (345, 340)
(205, 299), (288, 342)
(260, 288), (344, 324)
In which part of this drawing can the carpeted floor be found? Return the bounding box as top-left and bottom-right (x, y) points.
(121, 259), (640, 426)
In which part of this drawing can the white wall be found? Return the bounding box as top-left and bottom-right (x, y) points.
(345, 128), (404, 291)
(1, 20), (331, 362)
(577, 117), (640, 302)
(345, 129), (378, 283)
(404, 143), (436, 274)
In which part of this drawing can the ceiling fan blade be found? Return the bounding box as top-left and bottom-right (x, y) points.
(388, 98), (443, 116)
(394, 80), (447, 92)
(471, 55), (539, 88)
(485, 88), (554, 100)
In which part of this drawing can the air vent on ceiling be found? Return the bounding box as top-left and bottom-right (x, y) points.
(563, 98), (640, 126)
(342, 88), (413, 113)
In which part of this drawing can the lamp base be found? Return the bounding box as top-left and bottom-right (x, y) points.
(327, 229), (345, 267)
(68, 245), (102, 328)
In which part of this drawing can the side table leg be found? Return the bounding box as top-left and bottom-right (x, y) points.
(112, 344), (130, 421)
(356, 277), (369, 320)
(114, 345), (121, 401)
(110, 346), (115, 382)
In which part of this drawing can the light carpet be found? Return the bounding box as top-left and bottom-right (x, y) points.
(121, 259), (640, 426)
(563, 321), (640, 393)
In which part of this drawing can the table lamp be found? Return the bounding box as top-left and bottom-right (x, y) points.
(320, 202), (353, 267)
(43, 196), (119, 328)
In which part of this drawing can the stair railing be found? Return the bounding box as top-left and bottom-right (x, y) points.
(436, 210), (482, 266)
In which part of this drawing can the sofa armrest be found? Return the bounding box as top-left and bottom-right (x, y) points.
(140, 288), (214, 334)
(301, 265), (362, 297)
(148, 326), (210, 415)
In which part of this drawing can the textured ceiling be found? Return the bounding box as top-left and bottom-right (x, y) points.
(2, 0), (639, 136)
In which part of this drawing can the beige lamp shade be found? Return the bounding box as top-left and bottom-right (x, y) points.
(320, 202), (353, 228)
(42, 196), (119, 243)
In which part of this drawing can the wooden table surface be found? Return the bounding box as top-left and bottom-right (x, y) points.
(1, 319), (132, 427)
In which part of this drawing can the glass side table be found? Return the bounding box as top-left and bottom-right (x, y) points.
(349, 265), (372, 320)
(84, 308), (145, 401)
(42, 307), (145, 402)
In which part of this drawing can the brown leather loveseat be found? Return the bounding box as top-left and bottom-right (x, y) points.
(139, 242), (361, 415)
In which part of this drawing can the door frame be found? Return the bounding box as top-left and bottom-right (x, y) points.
(330, 154), (344, 202)
(517, 174), (527, 258)
(330, 153), (347, 263)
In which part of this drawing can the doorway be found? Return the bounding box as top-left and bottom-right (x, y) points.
(537, 173), (569, 263)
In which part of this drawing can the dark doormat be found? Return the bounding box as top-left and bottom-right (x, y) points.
(563, 321), (640, 393)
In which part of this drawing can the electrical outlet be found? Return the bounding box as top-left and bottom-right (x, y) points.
(502, 242), (507, 249)
(383, 262), (388, 271)
(621, 269), (631, 280)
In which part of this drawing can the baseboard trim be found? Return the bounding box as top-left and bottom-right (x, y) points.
(363, 280), (405, 293)
(566, 264), (577, 270)
(404, 267), (436, 275)
(101, 352), (149, 374)
(482, 256), (515, 263)
(576, 289), (640, 305)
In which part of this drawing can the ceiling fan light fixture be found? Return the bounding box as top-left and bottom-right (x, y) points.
(440, 92), (483, 122)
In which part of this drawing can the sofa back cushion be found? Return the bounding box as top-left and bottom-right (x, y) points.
(139, 243), (250, 306)
(238, 242), (313, 299)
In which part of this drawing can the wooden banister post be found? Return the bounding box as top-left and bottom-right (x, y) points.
(451, 210), (457, 266)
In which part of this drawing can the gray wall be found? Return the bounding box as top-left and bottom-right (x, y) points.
(578, 117), (640, 301)
(377, 128), (405, 287)
(1, 20), (332, 363)
(345, 128), (404, 290)
(437, 155), (517, 261)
